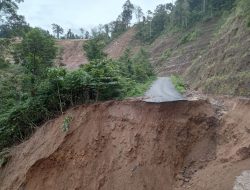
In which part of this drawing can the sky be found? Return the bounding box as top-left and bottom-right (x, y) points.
(18, 0), (173, 34)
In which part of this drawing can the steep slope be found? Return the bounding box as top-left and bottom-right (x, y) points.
(185, 9), (250, 96)
(104, 27), (139, 59)
(175, 98), (250, 190)
(55, 39), (88, 69)
(0, 98), (250, 190)
(0, 100), (215, 190)
(55, 28), (138, 69)
(149, 18), (219, 76)
(148, 2), (250, 97)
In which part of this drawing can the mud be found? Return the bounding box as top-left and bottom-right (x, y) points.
(0, 98), (250, 190)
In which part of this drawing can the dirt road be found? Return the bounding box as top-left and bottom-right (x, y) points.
(144, 77), (184, 102)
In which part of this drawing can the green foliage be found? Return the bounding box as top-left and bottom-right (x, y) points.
(0, 0), (29, 38)
(124, 76), (156, 97)
(160, 48), (172, 61)
(171, 75), (186, 94)
(52, 24), (64, 39)
(121, 0), (134, 28)
(83, 36), (107, 61)
(135, 0), (237, 43)
(118, 48), (155, 97)
(178, 29), (200, 45)
(14, 28), (56, 76)
(62, 116), (73, 132)
(237, 0), (250, 27)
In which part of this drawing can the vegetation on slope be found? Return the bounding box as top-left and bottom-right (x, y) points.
(0, 28), (154, 151)
(171, 75), (186, 94)
(185, 0), (250, 96)
(136, 0), (236, 43)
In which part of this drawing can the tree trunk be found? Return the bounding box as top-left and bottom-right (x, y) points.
(57, 82), (63, 114)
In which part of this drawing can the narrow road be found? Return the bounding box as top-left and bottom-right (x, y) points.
(144, 77), (184, 103)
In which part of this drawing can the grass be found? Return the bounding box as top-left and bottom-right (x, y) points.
(126, 76), (156, 98)
(160, 48), (172, 61)
(178, 28), (201, 45)
(171, 75), (186, 94)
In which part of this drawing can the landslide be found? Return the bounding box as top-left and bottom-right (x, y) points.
(148, 1), (250, 97)
(185, 7), (250, 96)
(55, 28), (139, 69)
(55, 39), (88, 69)
(0, 98), (249, 190)
(105, 27), (140, 59)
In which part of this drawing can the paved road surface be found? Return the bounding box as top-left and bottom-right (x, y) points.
(233, 171), (250, 190)
(144, 77), (184, 103)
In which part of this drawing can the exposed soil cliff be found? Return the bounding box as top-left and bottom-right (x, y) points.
(0, 98), (249, 190)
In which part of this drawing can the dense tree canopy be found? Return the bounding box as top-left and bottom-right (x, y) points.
(136, 0), (237, 43)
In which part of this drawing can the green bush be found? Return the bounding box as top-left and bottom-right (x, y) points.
(178, 29), (200, 45)
(0, 38), (155, 151)
(171, 75), (186, 94)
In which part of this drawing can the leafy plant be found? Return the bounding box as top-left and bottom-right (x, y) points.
(178, 29), (200, 45)
(62, 116), (73, 132)
(171, 75), (186, 94)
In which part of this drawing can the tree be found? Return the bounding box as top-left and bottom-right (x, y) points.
(85, 31), (90, 39)
(15, 28), (56, 78)
(0, 0), (28, 38)
(47, 67), (66, 114)
(0, 0), (23, 23)
(134, 6), (144, 23)
(52, 24), (64, 39)
(66, 29), (74, 39)
(83, 36), (107, 61)
(121, 0), (134, 28)
(104, 24), (110, 38)
(80, 28), (85, 39)
(147, 10), (153, 38)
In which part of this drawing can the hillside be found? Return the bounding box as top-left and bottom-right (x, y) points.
(55, 39), (88, 69)
(148, 2), (250, 97)
(185, 8), (250, 96)
(104, 27), (139, 59)
(1, 0), (250, 190)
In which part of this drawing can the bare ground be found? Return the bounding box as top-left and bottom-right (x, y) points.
(55, 39), (88, 69)
(105, 27), (139, 59)
(0, 98), (249, 190)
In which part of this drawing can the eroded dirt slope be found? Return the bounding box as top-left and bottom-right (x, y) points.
(149, 19), (218, 76)
(55, 39), (88, 69)
(185, 14), (250, 96)
(0, 100), (215, 190)
(0, 98), (249, 190)
(105, 27), (139, 59)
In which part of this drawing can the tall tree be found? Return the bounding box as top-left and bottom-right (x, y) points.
(0, 0), (28, 38)
(134, 6), (144, 23)
(80, 28), (85, 39)
(66, 29), (74, 39)
(85, 31), (90, 39)
(17, 28), (56, 76)
(121, 0), (134, 28)
(52, 24), (64, 39)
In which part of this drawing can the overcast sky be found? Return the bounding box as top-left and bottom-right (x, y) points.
(18, 0), (173, 34)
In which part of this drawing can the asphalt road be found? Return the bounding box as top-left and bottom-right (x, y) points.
(144, 77), (184, 103)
